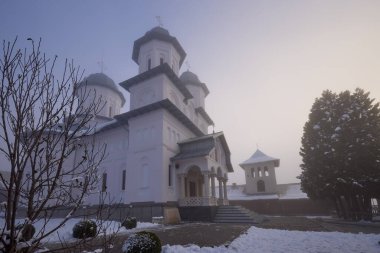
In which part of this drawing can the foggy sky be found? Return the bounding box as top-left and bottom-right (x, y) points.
(1, 0), (380, 185)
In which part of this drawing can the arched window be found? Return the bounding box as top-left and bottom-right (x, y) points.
(168, 165), (172, 187)
(264, 167), (269, 176)
(122, 170), (126, 190)
(251, 168), (255, 178)
(102, 173), (107, 192)
(257, 180), (265, 192)
(258, 167), (262, 177)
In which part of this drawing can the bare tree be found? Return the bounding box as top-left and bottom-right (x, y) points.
(0, 38), (110, 252)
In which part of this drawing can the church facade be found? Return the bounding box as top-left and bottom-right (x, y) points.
(77, 27), (233, 207)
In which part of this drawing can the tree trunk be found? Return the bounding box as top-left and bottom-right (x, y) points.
(363, 195), (373, 221)
(333, 197), (342, 218)
(337, 196), (348, 219)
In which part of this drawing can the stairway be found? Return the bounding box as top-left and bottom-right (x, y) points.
(213, 205), (264, 224)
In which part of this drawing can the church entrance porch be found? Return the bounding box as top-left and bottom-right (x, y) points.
(178, 166), (228, 207)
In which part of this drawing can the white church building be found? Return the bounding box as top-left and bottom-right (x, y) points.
(75, 27), (233, 207)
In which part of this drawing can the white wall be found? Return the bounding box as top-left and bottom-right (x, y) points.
(138, 40), (181, 75)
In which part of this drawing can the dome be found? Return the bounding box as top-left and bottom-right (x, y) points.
(180, 71), (201, 84)
(132, 27), (186, 66)
(146, 26), (170, 36)
(77, 73), (125, 106)
(180, 71), (210, 96)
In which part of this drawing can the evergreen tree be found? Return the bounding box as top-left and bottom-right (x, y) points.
(299, 88), (380, 220)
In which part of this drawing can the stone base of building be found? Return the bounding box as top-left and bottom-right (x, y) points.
(178, 206), (219, 222)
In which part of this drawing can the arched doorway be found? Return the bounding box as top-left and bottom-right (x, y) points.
(257, 180), (265, 192)
(186, 166), (203, 197)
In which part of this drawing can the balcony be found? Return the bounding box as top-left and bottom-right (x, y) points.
(179, 197), (218, 206)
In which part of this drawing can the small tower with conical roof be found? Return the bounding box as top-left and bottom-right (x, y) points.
(239, 149), (280, 194)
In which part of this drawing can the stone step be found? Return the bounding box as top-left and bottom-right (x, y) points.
(213, 205), (265, 224)
(213, 219), (258, 224)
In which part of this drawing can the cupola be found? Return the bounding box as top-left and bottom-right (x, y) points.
(132, 27), (186, 75)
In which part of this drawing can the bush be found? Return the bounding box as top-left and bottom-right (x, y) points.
(121, 217), (137, 229)
(16, 223), (36, 242)
(122, 231), (161, 253)
(72, 220), (97, 239)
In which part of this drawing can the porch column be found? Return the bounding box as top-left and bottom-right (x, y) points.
(211, 174), (216, 197)
(179, 174), (186, 198)
(203, 173), (210, 197)
(223, 179), (228, 200)
(218, 178), (223, 200)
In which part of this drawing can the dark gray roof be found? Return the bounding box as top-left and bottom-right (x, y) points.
(132, 26), (186, 66)
(172, 132), (234, 172)
(115, 99), (203, 136)
(180, 71), (210, 96)
(195, 107), (214, 125)
(119, 63), (193, 100)
(77, 73), (126, 106)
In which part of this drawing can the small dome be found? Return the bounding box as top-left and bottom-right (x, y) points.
(83, 73), (117, 89)
(180, 71), (201, 84)
(146, 26), (170, 36)
(77, 73), (125, 106)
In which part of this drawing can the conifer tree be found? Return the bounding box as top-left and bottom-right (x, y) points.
(299, 88), (380, 220)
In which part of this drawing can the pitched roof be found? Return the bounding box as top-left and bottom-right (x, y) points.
(115, 99), (203, 136)
(119, 63), (193, 100)
(172, 132), (234, 172)
(240, 149), (280, 167)
(195, 107), (214, 125)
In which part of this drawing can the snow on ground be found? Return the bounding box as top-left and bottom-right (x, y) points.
(0, 218), (159, 244)
(162, 226), (380, 253)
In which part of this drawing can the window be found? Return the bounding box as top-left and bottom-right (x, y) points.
(122, 170), (126, 190)
(102, 173), (107, 192)
(109, 106), (112, 117)
(168, 165), (172, 187)
(160, 58), (164, 65)
(258, 167), (262, 177)
(251, 168), (255, 178)
(264, 167), (269, 176)
(257, 180), (265, 192)
(148, 58), (151, 70)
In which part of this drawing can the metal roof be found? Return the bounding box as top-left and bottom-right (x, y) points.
(195, 107), (214, 125)
(119, 63), (193, 100)
(115, 99), (203, 136)
(132, 26), (186, 66)
(172, 132), (234, 172)
(180, 71), (210, 96)
(240, 149), (280, 167)
(77, 73), (126, 106)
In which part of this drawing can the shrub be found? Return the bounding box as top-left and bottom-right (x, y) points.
(16, 223), (36, 242)
(122, 231), (161, 253)
(72, 220), (97, 239)
(121, 217), (137, 229)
